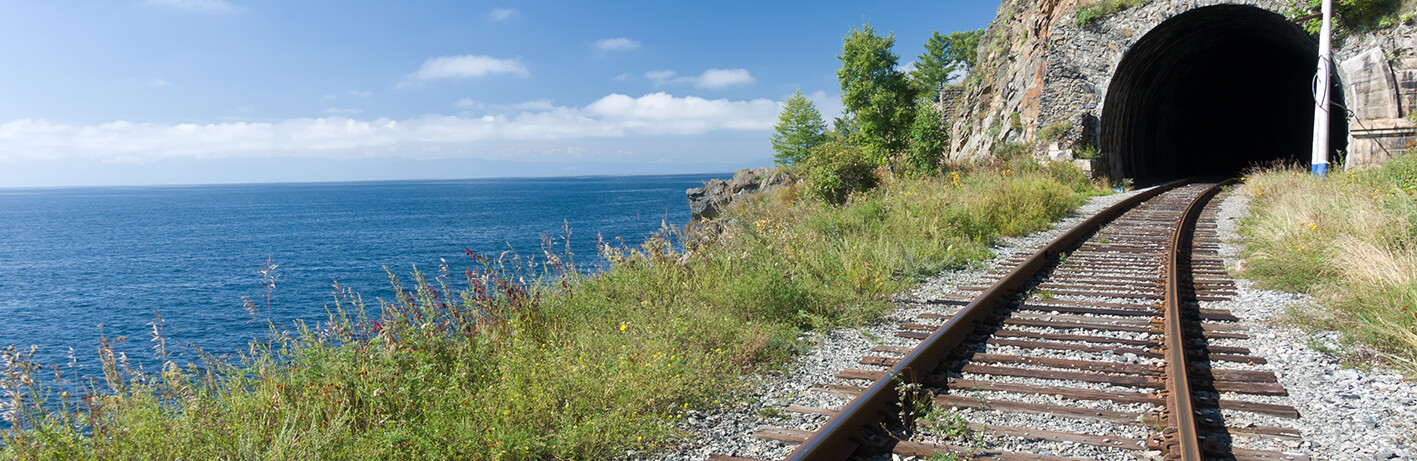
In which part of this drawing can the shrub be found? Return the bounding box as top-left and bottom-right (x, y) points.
(1039, 122), (1072, 143)
(906, 104), (948, 175)
(805, 139), (880, 204)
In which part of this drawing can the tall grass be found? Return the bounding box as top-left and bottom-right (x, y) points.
(3, 161), (1100, 459)
(1239, 150), (1417, 375)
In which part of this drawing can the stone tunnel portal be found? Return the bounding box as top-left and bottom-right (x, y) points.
(1100, 5), (1348, 181)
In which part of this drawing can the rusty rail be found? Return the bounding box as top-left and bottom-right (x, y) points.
(1160, 178), (1236, 460)
(783, 178), (1193, 461)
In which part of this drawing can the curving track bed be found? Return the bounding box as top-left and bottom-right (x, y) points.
(715, 180), (1310, 461)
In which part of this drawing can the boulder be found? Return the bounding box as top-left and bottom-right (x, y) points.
(686, 178), (731, 221)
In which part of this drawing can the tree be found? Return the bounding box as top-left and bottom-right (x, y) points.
(905, 103), (947, 174)
(837, 24), (917, 166)
(911, 29), (982, 101)
(769, 90), (828, 166)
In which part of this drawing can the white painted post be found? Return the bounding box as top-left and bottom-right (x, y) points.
(1311, 0), (1333, 176)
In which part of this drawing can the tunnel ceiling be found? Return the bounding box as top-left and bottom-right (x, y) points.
(1100, 5), (1347, 181)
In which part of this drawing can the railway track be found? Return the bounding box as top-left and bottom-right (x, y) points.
(714, 179), (1309, 461)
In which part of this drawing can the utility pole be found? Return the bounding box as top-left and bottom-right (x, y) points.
(1311, 0), (1333, 176)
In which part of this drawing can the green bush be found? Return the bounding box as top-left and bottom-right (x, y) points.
(805, 139), (880, 204)
(906, 104), (948, 175)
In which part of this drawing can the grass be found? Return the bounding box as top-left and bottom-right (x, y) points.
(2, 161), (1103, 459)
(1238, 150), (1417, 375)
(1075, 0), (1152, 26)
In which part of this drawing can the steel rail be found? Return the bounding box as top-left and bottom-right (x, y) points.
(783, 178), (1192, 461)
(1161, 178), (1236, 460)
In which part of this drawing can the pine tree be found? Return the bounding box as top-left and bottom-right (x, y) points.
(911, 29), (982, 101)
(769, 90), (827, 166)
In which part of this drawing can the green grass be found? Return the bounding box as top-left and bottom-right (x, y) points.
(2, 161), (1103, 459)
(1075, 0), (1152, 26)
(1239, 150), (1417, 375)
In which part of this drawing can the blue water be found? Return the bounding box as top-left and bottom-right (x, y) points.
(0, 173), (720, 373)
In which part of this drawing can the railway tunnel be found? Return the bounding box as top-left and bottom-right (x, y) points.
(1100, 5), (1348, 181)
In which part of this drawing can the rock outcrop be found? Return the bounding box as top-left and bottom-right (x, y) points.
(685, 167), (795, 221)
(949, 0), (1415, 172)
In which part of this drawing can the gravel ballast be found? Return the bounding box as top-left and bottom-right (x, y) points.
(642, 185), (1416, 460)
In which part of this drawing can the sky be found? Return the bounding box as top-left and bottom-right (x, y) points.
(0, 0), (999, 187)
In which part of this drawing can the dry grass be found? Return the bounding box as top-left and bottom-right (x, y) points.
(1239, 151), (1417, 375)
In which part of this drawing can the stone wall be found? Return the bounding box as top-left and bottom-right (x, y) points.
(1336, 21), (1417, 165)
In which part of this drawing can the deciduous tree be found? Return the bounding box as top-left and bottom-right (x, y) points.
(837, 24), (917, 165)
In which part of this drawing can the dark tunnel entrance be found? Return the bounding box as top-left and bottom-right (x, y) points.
(1100, 5), (1348, 181)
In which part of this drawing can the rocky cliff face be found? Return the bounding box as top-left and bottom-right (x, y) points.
(951, 0), (1416, 172)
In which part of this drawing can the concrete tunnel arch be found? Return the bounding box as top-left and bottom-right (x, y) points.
(1099, 4), (1348, 181)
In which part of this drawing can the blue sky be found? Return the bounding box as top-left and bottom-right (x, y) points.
(0, 0), (998, 187)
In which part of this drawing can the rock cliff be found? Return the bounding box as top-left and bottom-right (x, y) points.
(949, 0), (1416, 173)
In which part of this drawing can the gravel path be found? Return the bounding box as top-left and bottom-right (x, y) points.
(640, 185), (1417, 461)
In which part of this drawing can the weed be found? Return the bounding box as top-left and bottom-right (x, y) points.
(1076, 0), (1152, 26)
(1074, 144), (1100, 160)
(1240, 150), (1417, 376)
(920, 410), (971, 438)
(927, 451), (970, 461)
(894, 377), (934, 433)
(1039, 122), (1072, 143)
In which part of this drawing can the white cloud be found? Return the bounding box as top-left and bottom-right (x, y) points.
(453, 99), (556, 112)
(409, 55), (528, 81)
(346, 90), (372, 98)
(453, 97), (481, 109)
(644, 68), (754, 89)
(0, 93), (781, 162)
(694, 68), (754, 88)
(595, 37), (640, 52)
(613, 73), (633, 81)
(142, 0), (235, 14)
(511, 99), (556, 111)
(644, 70), (677, 84)
(323, 108), (362, 115)
(486, 7), (518, 21)
(148, 79), (171, 88)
